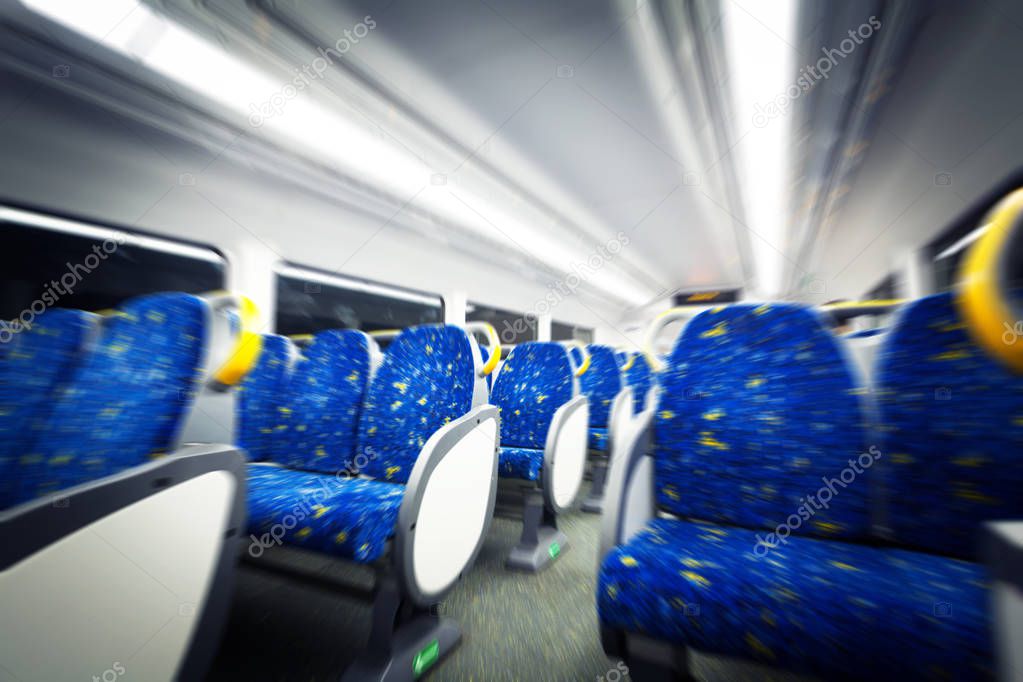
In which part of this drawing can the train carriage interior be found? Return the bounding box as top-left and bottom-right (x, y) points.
(2, 0), (1023, 680)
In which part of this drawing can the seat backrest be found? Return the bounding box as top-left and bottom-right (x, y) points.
(277, 329), (373, 473)
(655, 303), (871, 541)
(356, 325), (475, 483)
(0, 309), (98, 507)
(491, 342), (574, 449)
(622, 352), (654, 413)
(11, 293), (209, 505)
(236, 334), (294, 463)
(877, 292), (1023, 559)
(579, 344), (622, 428)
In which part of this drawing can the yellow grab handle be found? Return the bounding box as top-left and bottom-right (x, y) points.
(464, 322), (502, 376)
(957, 189), (1023, 373)
(212, 294), (263, 386)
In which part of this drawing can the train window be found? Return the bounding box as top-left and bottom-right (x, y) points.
(1, 206), (225, 321)
(275, 265), (443, 335)
(551, 321), (593, 344)
(466, 302), (535, 345)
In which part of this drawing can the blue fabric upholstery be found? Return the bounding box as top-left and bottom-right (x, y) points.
(877, 292), (1023, 558)
(588, 427), (609, 453)
(11, 293), (207, 505)
(246, 464), (404, 563)
(498, 446), (544, 481)
(491, 343), (574, 449)
(274, 330), (372, 473)
(357, 325), (475, 484)
(622, 352), (654, 413)
(654, 303), (871, 541)
(0, 309), (97, 508)
(615, 350), (628, 368)
(579, 345), (622, 429)
(598, 518), (993, 681)
(568, 346), (584, 369)
(491, 342), (574, 480)
(236, 334), (293, 463)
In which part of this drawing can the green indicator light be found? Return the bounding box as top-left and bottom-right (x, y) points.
(413, 639), (439, 677)
(549, 542), (560, 559)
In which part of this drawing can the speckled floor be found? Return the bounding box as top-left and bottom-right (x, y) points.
(207, 494), (813, 682)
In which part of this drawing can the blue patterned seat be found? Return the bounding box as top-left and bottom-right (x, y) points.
(0, 309), (97, 508)
(9, 293), (208, 505)
(491, 342), (574, 481)
(236, 334), (293, 463)
(599, 518), (992, 680)
(579, 345), (621, 453)
(244, 325), (476, 564)
(621, 352), (654, 413)
(876, 292), (1023, 559)
(599, 298), (1014, 679)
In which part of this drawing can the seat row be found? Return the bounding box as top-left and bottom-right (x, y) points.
(596, 290), (1023, 680)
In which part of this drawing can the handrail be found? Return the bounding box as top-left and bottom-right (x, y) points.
(957, 188), (1023, 373)
(463, 322), (501, 376)
(559, 340), (591, 377)
(642, 307), (693, 372)
(201, 291), (263, 387)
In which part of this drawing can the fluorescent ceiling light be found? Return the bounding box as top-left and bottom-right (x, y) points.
(21, 0), (654, 306)
(935, 223), (989, 260)
(278, 264), (442, 307)
(723, 0), (797, 297)
(0, 204), (224, 263)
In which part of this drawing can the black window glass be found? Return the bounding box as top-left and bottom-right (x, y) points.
(466, 302), (535, 345)
(275, 269), (443, 336)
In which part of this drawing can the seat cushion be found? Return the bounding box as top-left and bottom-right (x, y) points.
(12, 293), (207, 505)
(0, 309), (96, 508)
(654, 303), (871, 541)
(357, 325), (475, 484)
(598, 518), (993, 680)
(623, 352), (654, 413)
(246, 464), (405, 563)
(588, 427), (609, 453)
(498, 446), (544, 481)
(877, 292), (1023, 558)
(491, 342), (574, 450)
(579, 345), (622, 428)
(236, 334), (293, 463)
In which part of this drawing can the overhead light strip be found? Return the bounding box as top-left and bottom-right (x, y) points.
(20, 0), (654, 306)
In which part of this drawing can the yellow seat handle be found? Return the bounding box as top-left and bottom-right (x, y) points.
(560, 340), (591, 377)
(957, 189), (1023, 373)
(205, 292), (263, 387)
(464, 322), (502, 376)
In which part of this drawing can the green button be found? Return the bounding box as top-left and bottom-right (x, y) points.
(549, 542), (560, 559)
(413, 638), (439, 677)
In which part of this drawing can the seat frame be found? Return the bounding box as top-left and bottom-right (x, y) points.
(505, 394), (589, 572)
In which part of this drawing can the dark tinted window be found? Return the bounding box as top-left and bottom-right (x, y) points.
(275, 268), (443, 335)
(467, 302), (535, 345)
(2, 216), (224, 320)
(552, 321), (593, 343)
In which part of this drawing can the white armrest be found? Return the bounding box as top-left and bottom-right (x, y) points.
(608, 387), (634, 450)
(986, 521), (1023, 682)
(542, 395), (589, 513)
(598, 409), (656, 566)
(394, 405), (500, 606)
